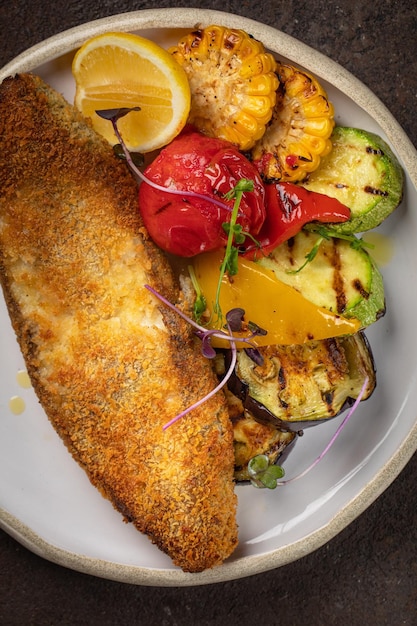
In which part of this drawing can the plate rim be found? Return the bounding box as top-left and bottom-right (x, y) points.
(2, 422), (417, 588)
(1, 7), (417, 587)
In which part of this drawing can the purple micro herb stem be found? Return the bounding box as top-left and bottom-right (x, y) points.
(109, 116), (237, 215)
(277, 376), (370, 486)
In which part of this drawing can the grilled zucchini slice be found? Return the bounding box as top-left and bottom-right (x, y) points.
(231, 332), (376, 428)
(301, 127), (404, 233)
(258, 229), (385, 327)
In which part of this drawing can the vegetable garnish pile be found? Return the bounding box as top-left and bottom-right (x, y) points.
(73, 25), (404, 488)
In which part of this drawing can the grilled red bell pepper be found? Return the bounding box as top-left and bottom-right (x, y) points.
(138, 128), (351, 259)
(241, 181), (351, 259)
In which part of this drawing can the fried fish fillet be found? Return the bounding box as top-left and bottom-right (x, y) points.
(0, 73), (238, 572)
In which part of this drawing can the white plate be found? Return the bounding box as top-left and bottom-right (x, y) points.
(1, 8), (417, 587)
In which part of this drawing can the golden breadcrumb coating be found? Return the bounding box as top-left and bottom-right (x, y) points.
(0, 73), (237, 572)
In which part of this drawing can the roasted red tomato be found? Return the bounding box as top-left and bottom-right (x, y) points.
(138, 128), (266, 257)
(241, 181), (351, 259)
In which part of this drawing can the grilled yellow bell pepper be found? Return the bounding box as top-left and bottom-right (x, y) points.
(192, 250), (361, 347)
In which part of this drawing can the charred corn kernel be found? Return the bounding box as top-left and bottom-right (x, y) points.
(169, 25), (279, 151)
(251, 62), (335, 182)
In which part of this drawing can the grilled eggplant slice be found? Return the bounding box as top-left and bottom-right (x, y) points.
(228, 333), (376, 429)
(214, 355), (297, 481)
(233, 413), (296, 482)
(301, 126), (404, 233)
(258, 229), (385, 327)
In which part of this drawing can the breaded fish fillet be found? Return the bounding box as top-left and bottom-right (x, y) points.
(0, 73), (238, 572)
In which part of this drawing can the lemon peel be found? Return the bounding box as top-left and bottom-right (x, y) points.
(72, 31), (191, 152)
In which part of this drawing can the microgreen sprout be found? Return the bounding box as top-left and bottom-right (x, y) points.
(287, 225), (374, 275)
(144, 284), (262, 430)
(286, 234), (325, 274)
(310, 224), (375, 250)
(213, 178), (254, 321)
(113, 143), (144, 167)
(188, 265), (207, 324)
(247, 320), (268, 336)
(248, 375), (369, 489)
(222, 179), (255, 272)
(224, 310), (266, 365)
(95, 108), (238, 215)
(247, 454), (285, 489)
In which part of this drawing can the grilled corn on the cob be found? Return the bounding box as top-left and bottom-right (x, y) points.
(169, 25), (278, 151)
(251, 62), (335, 182)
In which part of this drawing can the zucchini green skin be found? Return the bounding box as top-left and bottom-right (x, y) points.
(258, 229), (385, 328)
(301, 127), (404, 233)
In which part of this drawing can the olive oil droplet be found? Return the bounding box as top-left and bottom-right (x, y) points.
(16, 369), (31, 389)
(9, 395), (26, 415)
(362, 232), (394, 266)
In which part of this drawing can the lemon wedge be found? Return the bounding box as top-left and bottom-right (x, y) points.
(72, 32), (191, 152)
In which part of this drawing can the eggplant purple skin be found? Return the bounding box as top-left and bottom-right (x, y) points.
(228, 370), (307, 432)
(224, 331), (377, 432)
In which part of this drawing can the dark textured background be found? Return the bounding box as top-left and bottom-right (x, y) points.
(1, 2), (417, 624)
